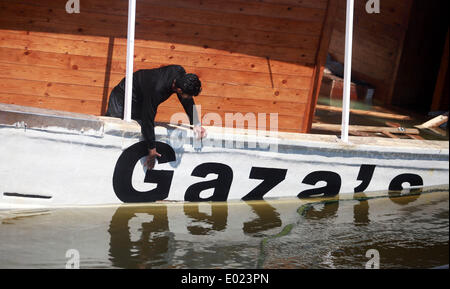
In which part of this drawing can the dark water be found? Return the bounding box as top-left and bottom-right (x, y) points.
(0, 186), (448, 269)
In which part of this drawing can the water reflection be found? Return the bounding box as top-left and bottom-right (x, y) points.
(263, 187), (449, 269)
(106, 201), (286, 268)
(108, 205), (173, 269)
(243, 202), (281, 236)
(184, 203), (228, 235)
(301, 199), (339, 220)
(353, 193), (370, 226)
(352, 188), (424, 227)
(0, 186), (448, 268)
(388, 188), (422, 205)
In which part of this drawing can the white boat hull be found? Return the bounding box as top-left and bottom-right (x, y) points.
(0, 104), (448, 209)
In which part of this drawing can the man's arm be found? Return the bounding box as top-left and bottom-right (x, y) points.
(177, 95), (207, 139)
(141, 94), (162, 170)
(140, 103), (156, 149)
(177, 95), (200, 126)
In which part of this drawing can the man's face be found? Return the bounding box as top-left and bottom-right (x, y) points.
(176, 88), (193, 100)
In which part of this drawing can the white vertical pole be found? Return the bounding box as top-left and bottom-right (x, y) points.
(341, 0), (354, 143)
(124, 0), (136, 122)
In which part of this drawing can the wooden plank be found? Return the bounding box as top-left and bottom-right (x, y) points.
(303, 0), (339, 133)
(0, 62), (310, 104)
(0, 77), (107, 102)
(381, 131), (400, 139)
(162, 94), (308, 117)
(126, 33), (317, 61)
(0, 62), (113, 88)
(315, 104), (412, 120)
(0, 42), (315, 91)
(0, 31), (112, 58)
(0, 51), (313, 99)
(329, 30), (396, 78)
(385, 0), (414, 105)
(333, 11), (404, 45)
(0, 77), (308, 119)
(1, 16), (320, 55)
(0, 46), (109, 74)
(244, 0), (328, 10)
(431, 28), (449, 111)
(328, 50), (391, 82)
(0, 32), (316, 75)
(200, 82), (309, 103)
(133, 35), (316, 64)
(331, 19), (399, 62)
(328, 0), (413, 105)
(0, 62), (310, 102)
(415, 114), (449, 129)
(156, 106), (304, 132)
(0, 4), (321, 56)
(130, 2), (325, 35)
(385, 121), (425, 140)
(348, 131), (371, 137)
(0, 0), (321, 133)
(7, 0), (328, 16)
(0, 80), (307, 128)
(131, 46), (315, 74)
(22, 0), (327, 22)
(137, 0), (327, 21)
(186, 67), (313, 90)
(0, 1), (324, 37)
(0, 34), (315, 78)
(311, 123), (420, 134)
(0, 18), (320, 60)
(0, 92), (101, 115)
(336, 0), (410, 28)
(0, 78), (308, 119)
(405, 134), (425, 140)
(0, 29), (318, 66)
(426, 127), (448, 137)
(333, 11), (405, 43)
(0, 28), (317, 64)
(328, 50), (390, 82)
(0, 42), (314, 90)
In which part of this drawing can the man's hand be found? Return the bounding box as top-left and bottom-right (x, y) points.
(193, 125), (207, 139)
(145, 148), (162, 170)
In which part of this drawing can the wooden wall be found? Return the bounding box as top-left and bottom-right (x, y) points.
(0, 0), (337, 133)
(392, 1), (449, 113)
(431, 29), (449, 112)
(327, 0), (412, 105)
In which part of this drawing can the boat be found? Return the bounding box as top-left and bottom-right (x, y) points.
(1, 102), (448, 209)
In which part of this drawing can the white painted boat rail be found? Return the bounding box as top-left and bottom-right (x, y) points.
(341, 0), (355, 143)
(124, 0), (136, 122)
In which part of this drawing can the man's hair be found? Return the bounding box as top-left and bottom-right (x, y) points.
(176, 73), (202, 96)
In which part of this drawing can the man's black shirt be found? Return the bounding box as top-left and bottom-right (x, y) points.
(105, 65), (199, 149)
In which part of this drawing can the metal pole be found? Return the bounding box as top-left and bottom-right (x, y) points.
(341, 0), (354, 143)
(124, 0), (136, 122)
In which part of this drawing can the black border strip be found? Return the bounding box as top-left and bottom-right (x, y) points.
(3, 192), (52, 199)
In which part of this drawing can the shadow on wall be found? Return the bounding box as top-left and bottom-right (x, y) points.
(0, 0), (324, 64)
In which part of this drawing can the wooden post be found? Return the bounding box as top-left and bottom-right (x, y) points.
(304, 0), (339, 133)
